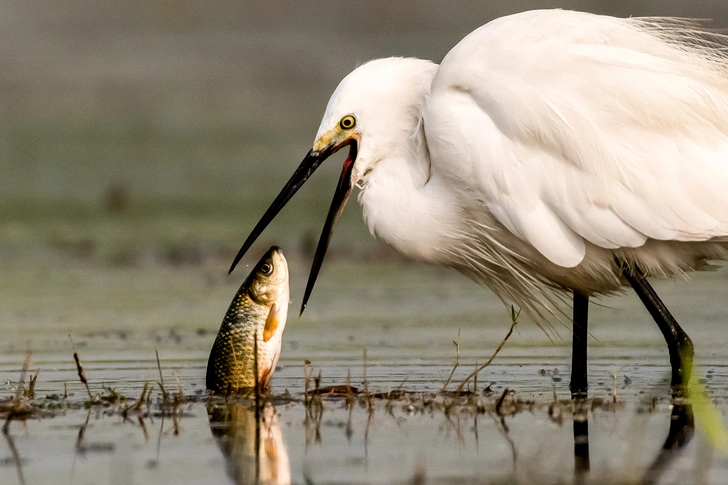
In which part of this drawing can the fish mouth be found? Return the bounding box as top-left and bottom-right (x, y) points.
(229, 139), (358, 315)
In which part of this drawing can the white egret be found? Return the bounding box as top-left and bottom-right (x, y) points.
(230, 9), (728, 398)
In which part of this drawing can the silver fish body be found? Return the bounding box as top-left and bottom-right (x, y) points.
(206, 246), (290, 393)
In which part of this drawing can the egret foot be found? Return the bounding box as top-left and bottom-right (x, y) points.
(622, 266), (694, 399)
(569, 291), (589, 399)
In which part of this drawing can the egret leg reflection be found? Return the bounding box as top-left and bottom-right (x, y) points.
(643, 403), (695, 485)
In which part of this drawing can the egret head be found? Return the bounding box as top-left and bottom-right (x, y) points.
(229, 57), (437, 313)
(314, 58), (437, 180)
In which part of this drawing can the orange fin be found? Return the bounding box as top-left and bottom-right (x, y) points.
(263, 303), (283, 342)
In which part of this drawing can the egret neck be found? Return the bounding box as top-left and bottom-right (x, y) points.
(357, 121), (457, 264)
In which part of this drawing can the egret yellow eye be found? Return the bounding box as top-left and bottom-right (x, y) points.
(339, 115), (356, 130)
(260, 263), (273, 276)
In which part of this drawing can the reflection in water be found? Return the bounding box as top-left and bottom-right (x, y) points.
(642, 402), (695, 485)
(571, 400), (694, 484)
(205, 392), (695, 485)
(208, 401), (291, 485)
(3, 422), (26, 485)
(572, 400), (590, 484)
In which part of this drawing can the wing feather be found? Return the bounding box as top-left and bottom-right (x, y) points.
(427, 9), (728, 267)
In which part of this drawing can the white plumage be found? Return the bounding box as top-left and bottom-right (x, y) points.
(232, 9), (728, 324)
(319, 9), (728, 318)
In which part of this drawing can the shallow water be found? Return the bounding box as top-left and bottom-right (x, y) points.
(4, 1), (728, 483)
(1, 252), (728, 484)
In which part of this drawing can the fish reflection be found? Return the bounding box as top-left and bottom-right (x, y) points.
(208, 401), (291, 485)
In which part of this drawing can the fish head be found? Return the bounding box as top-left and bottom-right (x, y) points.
(245, 246), (290, 307)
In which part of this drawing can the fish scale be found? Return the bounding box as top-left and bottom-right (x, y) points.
(206, 247), (290, 394)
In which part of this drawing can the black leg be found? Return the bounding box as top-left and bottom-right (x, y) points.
(567, 292), (591, 481)
(622, 266), (694, 398)
(569, 291), (589, 398)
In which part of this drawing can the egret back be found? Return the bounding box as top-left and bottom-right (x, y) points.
(346, 12), (728, 319)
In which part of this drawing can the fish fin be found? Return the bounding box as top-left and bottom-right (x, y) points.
(259, 364), (274, 389)
(263, 303), (282, 342)
(259, 348), (280, 389)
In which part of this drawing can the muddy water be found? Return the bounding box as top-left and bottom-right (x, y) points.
(1, 253), (728, 484)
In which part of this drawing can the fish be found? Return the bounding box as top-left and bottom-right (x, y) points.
(206, 246), (290, 394)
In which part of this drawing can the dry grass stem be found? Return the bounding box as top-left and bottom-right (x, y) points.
(156, 349), (170, 404)
(363, 349), (369, 396)
(455, 307), (519, 394)
(131, 382), (150, 414)
(441, 329), (461, 392)
(254, 330), (262, 485)
(26, 369), (39, 400)
(303, 360), (313, 407)
(14, 351), (31, 401)
(172, 374), (184, 435)
(70, 337), (93, 401)
(362, 349), (375, 413)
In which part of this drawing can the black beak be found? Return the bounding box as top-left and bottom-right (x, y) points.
(300, 141), (357, 315)
(229, 141), (357, 315)
(228, 144), (335, 275)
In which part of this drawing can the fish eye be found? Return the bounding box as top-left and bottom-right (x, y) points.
(260, 263), (273, 276)
(339, 115), (356, 130)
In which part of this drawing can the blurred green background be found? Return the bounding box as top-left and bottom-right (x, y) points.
(3, 1), (728, 259)
(2, 1), (728, 351)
